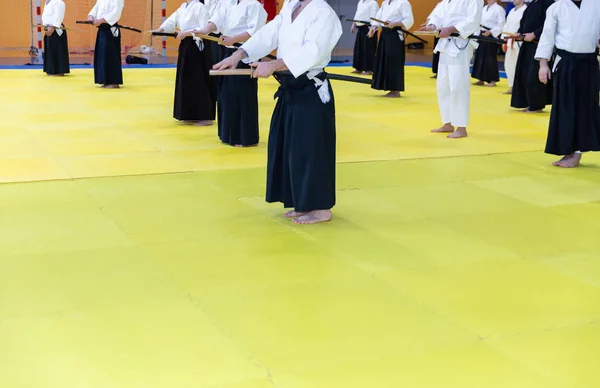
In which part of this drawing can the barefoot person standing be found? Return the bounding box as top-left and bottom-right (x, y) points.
(419, 0), (482, 139)
(88, 0), (125, 88)
(214, 0), (342, 224)
(350, 0), (379, 75)
(502, 0), (527, 95)
(42, 0), (70, 77)
(536, 0), (600, 168)
(510, 0), (554, 112)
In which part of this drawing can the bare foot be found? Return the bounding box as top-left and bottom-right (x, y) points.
(351, 69), (361, 74)
(432, 123), (454, 133)
(362, 71), (373, 75)
(234, 143), (258, 148)
(383, 91), (400, 98)
(474, 81), (484, 86)
(194, 120), (213, 126)
(486, 82), (496, 87)
(285, 210), (307, 218)
(552, 154), (572, 166)
(431, 75), (437, 79)
(447, 127), (467, 138)
(521, 108), (543, 113)
(556, 153), (581, 168)
(102, 84), (120, 89)
(292, 210), (332, 225)
(503, 88), (512, 95)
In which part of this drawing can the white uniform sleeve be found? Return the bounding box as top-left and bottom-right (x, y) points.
(104, 0), (124, 26)
(455, 0), (483, 39)
(196, 4), (210, 29)
(397, 1), (414, 30)
(534, 4), (558, 60)
(51, 1), (66, 28)
(241, 15), (282, 62)
(89, 2), (99, 19)
(160, 4), (182, 33)
(245, 3), (268, 36)
(490, 6), (505, 38)
(372, 3), (384, 27)
(280, 10), (342, 77)
(353, 1), (361, 20)
(208, 4), (226, 32)
(369, 1), (380, 19)
(428, 2), (443, 29)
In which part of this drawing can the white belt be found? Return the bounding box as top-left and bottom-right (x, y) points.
(306, 68), (330, 104)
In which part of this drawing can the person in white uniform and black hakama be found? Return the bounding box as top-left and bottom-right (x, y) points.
(420, 0), (482, 139)
(153, 0), (214, 126)
(88, 0), (125, 88)
(198, 0), (267, 147)
(510, 0), (554, 112)
(369, 0), (414, 97)
(42, 0), (70, 76)
(214, 0), (342, 224)
(205, 0), (236, 65)
(351, 0), (379, 75)
(536, 0), (600, 168)
(471, 0), (505, 87)
(501, 0), (527, 94)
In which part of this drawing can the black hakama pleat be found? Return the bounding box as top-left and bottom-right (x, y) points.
(544, 50), (600, 156)
(371, 28), (405, 91)
(43, 29), (70, 75)
(94, 24), (123, 85)
(217, 47), (259, 146)
(209, 36), (225, 65)
(511, 42), (553, 110)
(432, 37), (440, 75)
(173, 37), (215, 121)
(266, 73), (336, 212)
(471, 40), (500, 83)
(352, 25), (376, 72)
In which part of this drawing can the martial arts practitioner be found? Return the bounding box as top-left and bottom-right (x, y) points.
(425, 1), (443, 79)
(350, 0), (379, 75)
(536, 0), (600, 168)
(419, 0), (483, 139)
(501, 0), (527, 94)
(368, 0), (414, 97)
(204, 0), (236, 64)
(152, 0), (214, 126)
(196, 0), (267, 147)
(510, 0), (554, 112)
(213, 0), (342, 224)
(471, 0), (505, 87)
(88, 0), (125, 88)
(42, 0), (70, 76)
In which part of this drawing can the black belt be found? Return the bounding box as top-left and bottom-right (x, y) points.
(556, 49), (597, 61)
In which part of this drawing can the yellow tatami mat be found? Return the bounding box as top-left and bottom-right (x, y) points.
(0, 66), (599, 387)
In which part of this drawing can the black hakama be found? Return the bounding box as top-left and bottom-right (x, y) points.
(352, 25), (376, 72)
(217, 48), (259, 146)
(511, 42), (553, 111)
(173, 37), (215, 121)
(209, 36), (226, 65)
(544, 50), (600, 156)
(372, 28), (405, 91)
(266, 72), (336, 212)
(207, 38), (222, 116)
(43, 29), (70, 75)
(94, 24), (123, 85)
(432, 37), (439, 75)
(471, 40), (500, 83)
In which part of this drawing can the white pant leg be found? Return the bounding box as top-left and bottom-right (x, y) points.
(436, 47), (473, 128)
(504, 44), (520, 88)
